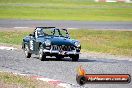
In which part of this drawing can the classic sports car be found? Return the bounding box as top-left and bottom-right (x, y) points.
(22, 27), (81, 61)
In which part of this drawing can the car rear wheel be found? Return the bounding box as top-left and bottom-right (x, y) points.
(39, 45), (47, 61)
(71, 54), (79, 61)
(24, 44), (31, 58)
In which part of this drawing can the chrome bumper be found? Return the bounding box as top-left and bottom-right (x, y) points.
(43, 49), (80, 55)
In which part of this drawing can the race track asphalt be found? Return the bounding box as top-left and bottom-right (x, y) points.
(0, 19), (132, 88)
(0, 49), (132, 88)
(0, 19), (132, 30)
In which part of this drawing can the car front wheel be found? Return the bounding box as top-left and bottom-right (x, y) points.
(24, 44), (31, 58)
(71, 54), (79, 61)
(39, 45), (47, 61)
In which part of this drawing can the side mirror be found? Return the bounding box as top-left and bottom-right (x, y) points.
(29, 34), (33, 36)
(29, 34), (35, 37)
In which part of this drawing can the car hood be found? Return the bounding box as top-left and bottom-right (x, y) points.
(46, 37), (75, 46)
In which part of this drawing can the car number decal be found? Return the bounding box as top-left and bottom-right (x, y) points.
(30, 40), (34, 50)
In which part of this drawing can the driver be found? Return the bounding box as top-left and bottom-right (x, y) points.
(37, 29), (44, 37)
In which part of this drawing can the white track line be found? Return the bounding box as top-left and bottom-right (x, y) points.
(0, 46), (17, 50)
(14, 27), (29, 29)
(67, 28), (78, 29)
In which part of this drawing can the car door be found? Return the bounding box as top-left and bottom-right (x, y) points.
(34, 38), (40, 54)
(29, 36), (40, 54)
(29, 36), (35, 53)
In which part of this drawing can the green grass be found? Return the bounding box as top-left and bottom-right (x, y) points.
(0, 72), (33, 88)
(0, 29), (132, 56)
(70, 30), (132, 56)
(0, 0), (132, 21)
(0, 30), (29, 45)
(0, 72), (56, 88)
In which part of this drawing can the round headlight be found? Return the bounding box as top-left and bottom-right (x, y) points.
(45, 40), (51, 46)
(75, 41), (80, 47)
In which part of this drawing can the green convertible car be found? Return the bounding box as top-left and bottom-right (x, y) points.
(22, 27), (81, 61)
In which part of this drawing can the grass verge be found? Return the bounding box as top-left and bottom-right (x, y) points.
(0, 72), (61, 88)
(0, 0), (132, 21)
(70, 29), (132, 56)
(0, 29), (132, 56)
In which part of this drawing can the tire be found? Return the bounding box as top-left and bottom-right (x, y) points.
(76, 75), (87, 85)
(71, 54), (79, 61)
(24, 44), (31, 58)
(39, 45), (47, 61)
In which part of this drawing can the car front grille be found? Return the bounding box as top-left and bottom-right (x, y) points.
(52, 45), (75, 51)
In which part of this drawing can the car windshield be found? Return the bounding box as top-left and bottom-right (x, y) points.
(40, 28), (69, 38)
